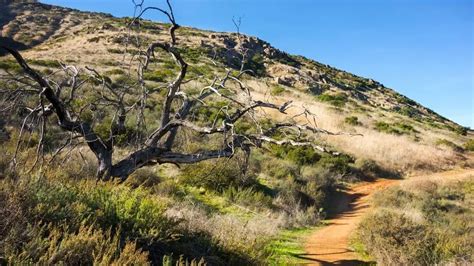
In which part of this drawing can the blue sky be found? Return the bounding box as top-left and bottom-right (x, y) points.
(41, 0), (473, 127)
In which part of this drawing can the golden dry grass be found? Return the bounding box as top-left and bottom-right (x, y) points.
(249, 81), (465, 173)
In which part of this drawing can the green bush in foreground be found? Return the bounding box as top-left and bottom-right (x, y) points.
(0, 177), (174, 264)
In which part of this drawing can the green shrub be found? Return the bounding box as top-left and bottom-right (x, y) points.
(193, 100), (228, 124)
(315, 155), (352, 175)
(143, 68), (175, 82)
(465, 139), (474, 151)
(244, 53), (266, 76)
(374, 121), (400, 134)
(271, 85), (285, 96)
(222, 186), (272, 210)
(179, 159), (254, 192)
(30, 59), (61, 68)
(353, 158), (400, 180)
(261, 158), (298, 179)
(0, 177), (177, 264)
(269, 144), (321, 166)
(374, 121), (417, 135)
(396, 106), (420, 118)
(317, 93), (348, 107)
(0, 59), (22, 72)
(344, 116), (361, 126)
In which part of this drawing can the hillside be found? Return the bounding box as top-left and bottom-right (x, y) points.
(0, 1), (473, 265)
(1, 0), (472, 172)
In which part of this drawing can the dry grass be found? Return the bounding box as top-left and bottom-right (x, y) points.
(248, 83), (464, 173)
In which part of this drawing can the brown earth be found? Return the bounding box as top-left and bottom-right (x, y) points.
(301, 168), (474, 266)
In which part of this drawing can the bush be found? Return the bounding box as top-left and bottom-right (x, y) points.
(261, 157), (298, 179)
(357, 210), (438, 265)
(464, 139), (474, 151)
(165, 203), (277, 264)
(0, 59), (22, 72)
(396, 106), (420, 118)
(244, 53), (266, 77)
(179, 159), (254, 192)
(374, 121), (417, 135)
(317, 93), (348, 107)
(357, 181), (474, 265)
(0, 177), (177, 264)
(222, 186), (272, 210)
(5, 224), (149, 265)
(143, 68), (175, 82)
(374, 121), (400, 134)
(30, 59), (61, 68)
(344, 116), (361, 126)
(354, 158), (399, 180)
(315, 155), (352, 175)
(271, 85), (285, 96)
(126, 168), (162, 188)
(269, 144), (321, 166)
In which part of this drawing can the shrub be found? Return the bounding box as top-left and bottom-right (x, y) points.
(222, 186), (272, 210)
(396, 106), (420, 118)
(464, 139), (474, 151)
(30, 59), (61, 68)
(374, 121), (417, 135)
(261, 158), (298, 179)
(357, 181), (474, 265)
(143, 68), (175, 82)
(165, 203), (277, 264)
(126, 168), (162, 188)
(374, 121), (400, 134)
(317, 93), (348, 107)
(315, 154), (352, 175)
(354, 158), (400, 180)
(269, 144), (321, 166)
(357, 210), (438, 265)
(0, 177), (177, 264)
(344, 116), (361, 126)
(5, 224), (149, 265)
(271, 85), (285, 96)
(244, 53), (266, 76)
(0, 59), (22, 72)
(179, 159), (254, 192)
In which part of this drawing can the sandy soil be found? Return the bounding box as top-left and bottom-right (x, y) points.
(302, 168), (474, 266)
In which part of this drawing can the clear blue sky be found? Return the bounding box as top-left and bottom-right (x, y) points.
(41, 0), (473, 127)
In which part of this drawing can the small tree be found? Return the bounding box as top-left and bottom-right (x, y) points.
(0, 0), (341, 181)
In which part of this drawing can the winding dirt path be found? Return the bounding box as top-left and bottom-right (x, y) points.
(302, 168), (474, 265)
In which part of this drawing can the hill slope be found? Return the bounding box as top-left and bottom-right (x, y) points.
(0, 1), (471, 170)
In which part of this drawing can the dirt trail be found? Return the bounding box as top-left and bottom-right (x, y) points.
(302, 168), (474, 266)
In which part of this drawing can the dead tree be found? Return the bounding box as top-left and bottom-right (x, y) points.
(0, 0), (344, 181)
